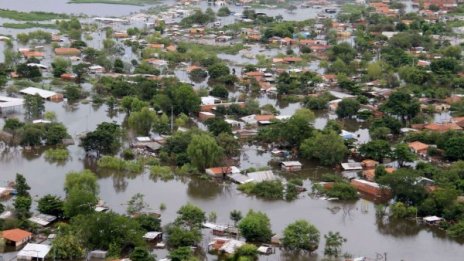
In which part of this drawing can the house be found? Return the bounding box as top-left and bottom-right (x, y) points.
(362, 159), (378, 169)
(0, 96), (24, 114)
(143, 231), (163, 242)
(89, 65), (105, 74)
(54, 48), (81, 56)
(1, 229), (32, 249)
(257, 245), (273, 255)
(17, 243), (51, 261)
(20, 87), (63, 101)
(60, 73), (77, 81)
(28, 213), (57, 226)
(281, 161), (302, 172)
(247, 170), (276, 182)
(423, 123), (462, 132)
(341, 162), (362, 171)
(240, 114), (276, 125)
(21, 50), (45, 60)
(408, 141), (429, 156)
(208, 237), (245, 255)
(205, 166), (240, 178)
(350, 179), (391, 198)
(189, 27), (205, 36)
(113, 32), (129, 39)
(423, 216), (443, 225)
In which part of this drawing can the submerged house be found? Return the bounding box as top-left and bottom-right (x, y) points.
(20, 87), (63, 102)
(1, 228), (32, 249)
(281, 161), (302, 172)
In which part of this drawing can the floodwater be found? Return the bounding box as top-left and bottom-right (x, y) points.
(1, 0), (464, 260)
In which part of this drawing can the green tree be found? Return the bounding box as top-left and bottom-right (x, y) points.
(45, 123), (68, 145)
(444, 136), (464, 160)
(14, 196), (32, 219)
(210, 85), (228, 99)
(127, 193), (149, 216)
(52, 57), (70, 77)
(377, 168), (427, 205)
(325, 182), (358, 200)
(208, 63), (230, 79)
(205, 118), (232, 136)
(134, 214), (161, 232)
(128, 107), (157, 135)
(381, 91), (420, 121)
(38, 194), (64, 217)
(359, 140), (391, 162)
(393, 143), (416, 167)
(336, 98), (360, 118)
(16, 63), (41, 78)
(166, 225), (202, 248)
(51, 234), (85, 260)
(81, 122), (121, 157)
(168, 247), (193, 261)
(231, 244), (258, 261)
(15, 173), (31, 197)
(63, 188), (98, 218)
(64, 170), (99, 195)
(175, 203), (206, 229)
(130, 247), (155, 261)
(323, 232), (346, 257)
(282, 220), (320, 253)
(238, 210), (272, 242)
(216, 132), (240, 157)
(448, 220), (464, 239)
(24, 94), (45, 120)
(300, 131), (347, 166)
(230, 210), (242, 226)
(389, 202), (417, 219)
(187, 133), (223, 170)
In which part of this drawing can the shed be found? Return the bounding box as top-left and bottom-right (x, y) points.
(89, 250), (108, 259)
(257, 245), (273, 255)
(143, 231), (163, 242)
(228, 173), (254, 184)
(1, 228), (32, 248)
(247, 170), (276, 182)
(341, 162), (362, 171)
(281, 161), (302, 172)
(0, 96), (24, 113)
(205, 166), (240, 178)
(20, 87), (63, 101)
(423, 216), (443, 225)
(28, 214), (57, 227)
(17, 243), (51, 261)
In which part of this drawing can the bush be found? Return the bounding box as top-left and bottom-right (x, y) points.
(44, 148), (69, 161)
(150, 165), (174, 180)
(97, 156), (143, 173)
(325, 182), (358, 200)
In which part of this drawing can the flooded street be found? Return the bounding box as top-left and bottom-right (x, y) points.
(1, 0), (464, 260)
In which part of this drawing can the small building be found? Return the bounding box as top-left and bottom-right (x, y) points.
(0, 96), (24, 114)
(281, 161), (302, 172)
(423, 216), (443, 225)
(341, 162), (363, 171)
(60, 73), (77, 81)
(113, 32), (129, 39)
(350, 179), (390, 198)
(205, 166), (240, 178)
(20, 87), (63, 101)
(89, 250), (108, 259)
(17, 243), (51, 261)
(408, 141), (429, 156)
(257, 245), (273, 255)
(208, 237), (245, 255)
(247, 170), (276, 183)
(1, 228), (32, 249)
(143, 231), (163, 242)
(199, 111), (216, 121)
(54, 48), (81, 56)
(28, 214), (57, 227)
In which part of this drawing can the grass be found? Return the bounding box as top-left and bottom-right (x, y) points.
(2, 23), (58, 29)
(98, 156), (144, 173)
(69, 0), (159, 6)
(150, 165), (174, 180)
(0, 9), (69, 21)
(44, 148), (70, 161)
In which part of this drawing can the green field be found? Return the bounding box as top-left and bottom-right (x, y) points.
(0, 9), (69, 21)
(69, 0), (159, 6)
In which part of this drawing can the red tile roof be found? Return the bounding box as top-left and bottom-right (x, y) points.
(1, 229), (32, 242)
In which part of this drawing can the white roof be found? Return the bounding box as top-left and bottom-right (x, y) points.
(0, 96), (24, 108)
(18, 243), (51, 259)
(329, 91), (355, 99)
(143, 231), (162, 239)
(423, 216), (443, 222)
(32, 120), (52, 124)
(136, 136), (151, 142)
(248, 170), (276, 183)
(201, 96), (220, 105)
(257, 246), (271, 254)
(281, 161), (302, 167)
(219, 239), (245, 254)
(27, 63), (48, 69)
(341, 162), (362, 170)
(28, 214), (57, 226)
(20, 87), (57, 99)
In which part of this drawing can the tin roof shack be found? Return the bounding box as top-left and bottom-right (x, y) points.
(28, 214), (57, 227)
(131, 137), (162, 154)
(205, 166), (240, 179)
(423, 216), (443, 225)
(143, 232), (163, 243)
(20, 87), (63, 102)
(89, 250), (108, 259)
(1, 229), (32, 249)
(281, 161), (302, 172)
(17, 243), (51, 261)
(350, 179), (391, 199)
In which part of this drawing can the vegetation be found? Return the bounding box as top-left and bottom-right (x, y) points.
(45, 148), (70, 161)
(0, 9), (68, 21)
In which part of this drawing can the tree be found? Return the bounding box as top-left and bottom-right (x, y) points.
(24, 94), (45, 120)
(175, 203), (206, 230)
(169, 247), (193, 261)
(72, 63), (89, 83)
(63, 188), (98, 218)
(127, 193), (149, 215)
(81, 122), (121, 157)
(230, 210), (242, 226)
(336, 98), (360, 118)
(282, 220), (320, 253)
(169, 84), (201, 115)
(324, 232), (346, 257)
(238, 210), (272, 242)
(393, 143), (416, 167)
(166, 225), (202, 248)
(134, 214), (161, 232)
(187, 133), (223, 170)
(232, 244), (258, 261)
(52, 57), (70, 77)
(15, 173), (31, 197)
(444, 136), (464, 160)
(381, 91), (420, 121)
(128, 107), (157, 135)
(325, 182), (358, 200)
(20, 125), (44, 146)
(359, 140), (391, 162)
(64, 170), (99, 195)
(377, 168), (427, 205)
(16, 63), (41, 78)
(300, 131), (347, 166)
(217, 6), (231, 17)
(448, 220), (464, 239)
(216, 132), (240, 157)
(14, 196), (32, 219)
(205, 118), (232, 136)
(130, 247), (155, 261)
(51, 234), (85, 260)
(430, 58), (460, 75)
(210, 85), (228, 99)
(45, 123), (68, 145)
(113, 58), (124, 73)
(327, 42), (356, 63)
(389, 202), (417, 219)
(208, 63), (230, 79)
(38, 194), (64, 217)
(64, 85), (82, 103)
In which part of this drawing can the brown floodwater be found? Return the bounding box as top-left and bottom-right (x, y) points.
(0, 100), (463, 261)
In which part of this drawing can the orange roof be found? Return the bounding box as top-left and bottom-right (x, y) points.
(245, 71), (264, 77)
(187, 65), (204, 73)
(113, 32), (129, 38)
(166, 45), (177, 52)
(408, 141), (429, 152)
(362, 159), (378, 168)
(424, 123), (462, 132)
(21, 51), (45, 58)
(54, 48), (81, 56)
(206, 167), (232, 175)
(385, 167), (396, 174)
(363, 169), (376, 181)
(255, 114), (275, 121)
(148, 43), (165, 49)
(1, 229), (32, 242)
